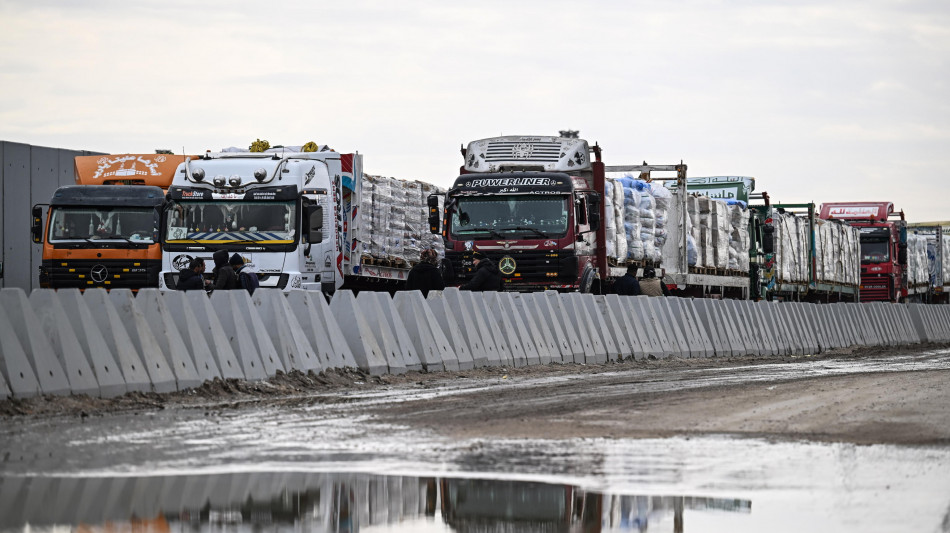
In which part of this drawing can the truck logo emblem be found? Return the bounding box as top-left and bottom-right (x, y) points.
(173, 254), (192, 270)
(511, 143), (533, 159)
(305, 165), (316, 185)
(499, 256), (517, 276)
(90, 264), (109, 283)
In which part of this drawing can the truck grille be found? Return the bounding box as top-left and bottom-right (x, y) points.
(447, 250), (576, 284)
(42, 259), (161, 290)
(484, 140), (563, 163)
(859, 274), (892, 302)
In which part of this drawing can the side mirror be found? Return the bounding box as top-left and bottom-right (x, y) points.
(587, 193), (601, 231)
(31, 205), (44, 244)
(306, 204), (324, 243)
(427, 194), (441, 234)
(898, 244), (908, 266)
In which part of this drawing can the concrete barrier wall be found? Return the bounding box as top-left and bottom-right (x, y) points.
(2, 286), (949, 398)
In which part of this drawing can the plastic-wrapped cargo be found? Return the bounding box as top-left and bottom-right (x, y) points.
(370, 176), (393, 258)
(389, 180), (407, 261)
(620, 180), (644, 261)
(907, 233), (930, 287)
(402, 180), (424, 262)
(773, 211), (807, 284)
(728, 202), (751, 272)
(814, 218), (860, 286)
(651, 182), (672, 249)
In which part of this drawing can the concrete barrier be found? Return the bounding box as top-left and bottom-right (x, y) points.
(357, 292), (412, 374)
(586, 295), (629, 361)
(28, 289), (100, 397)
(182, 290), (246, 380)
(498, 292), (544, 366)
(624, 296), (674, 359)
(251, 290), (322, 373)
(157, 291), (222, 383)
(561, 293), (605, 364)
(0, 301), (42, 398)
(483, 292), (530, 367)
(286, 290), (356, 370)
(439, 288), (495, 367)
(469, 291), (516, 367)
(691, 299), (730, 357)
(53, 289), (129, 395)
(0, 288), (71, 396)
(511, 293), (558, 365)
(393, 291), (457, 372)
(83, 288), (155, 392)
(603, 295), (648, 359)
(106, 289), (186, 393)
(209, 291), (274, 380)
(328, 290), (389, 375)
(543, 291), (586, 363)
(457, 290), (508, 367)
(426, 290), (477, 370)
(132, 290), (204, 391)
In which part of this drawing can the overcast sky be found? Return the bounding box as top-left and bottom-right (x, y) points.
(2, 0), (948, 222)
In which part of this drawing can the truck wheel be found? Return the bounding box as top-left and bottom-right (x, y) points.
(579, 265), (595, 293)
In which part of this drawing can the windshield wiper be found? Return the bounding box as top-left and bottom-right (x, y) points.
(456, 226), (506, 239)
(498, 226), (549, 238)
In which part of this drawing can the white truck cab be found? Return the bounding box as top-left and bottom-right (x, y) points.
(160, 149), (342, 292)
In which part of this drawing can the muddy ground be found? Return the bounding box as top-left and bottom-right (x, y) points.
(3, 343), (950, 446)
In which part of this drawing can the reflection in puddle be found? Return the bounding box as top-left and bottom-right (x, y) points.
(0, 472), (749, 532)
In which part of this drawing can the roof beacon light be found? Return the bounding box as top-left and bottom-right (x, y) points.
(254, 168), (268, 182)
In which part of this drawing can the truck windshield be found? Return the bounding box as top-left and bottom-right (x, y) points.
(165, 201), (297, 243)
(450, 195), (569, 239)
(48, 207), (155, 243)
(860, 241), (889, 263)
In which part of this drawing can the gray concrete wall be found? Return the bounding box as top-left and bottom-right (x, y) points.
(0, 141), (104, 291)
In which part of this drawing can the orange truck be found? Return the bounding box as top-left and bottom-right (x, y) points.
(31, 154), (186, 289)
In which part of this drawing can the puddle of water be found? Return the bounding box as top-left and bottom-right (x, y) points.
(0, 471), (750, 533)
(1, 437), (948, 532)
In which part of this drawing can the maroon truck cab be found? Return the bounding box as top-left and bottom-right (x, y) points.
(433, 136), (604, 292)
(819, 202), (908, 302)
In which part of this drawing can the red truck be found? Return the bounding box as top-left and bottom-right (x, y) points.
(818, 202), (910, 302)
(427, 135), (686, 292)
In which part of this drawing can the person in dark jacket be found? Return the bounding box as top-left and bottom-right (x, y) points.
(212, 249), (238, 291)
(406, 248), (446, 297)
(230, 253), (260, 295)
(177, 257), (208, 291)
(460, 251), (503, 291)
(639, 267), (671, 297)
(613, 264), (641, 296)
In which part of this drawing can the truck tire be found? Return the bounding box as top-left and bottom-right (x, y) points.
(579, 265), (595, 293)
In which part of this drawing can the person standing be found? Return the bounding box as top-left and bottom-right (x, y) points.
(639, 267), (670, 297)
(406, 248), (446, 297)
(177, 257), (209, 291)
(460, 251), (502, 291)
(212, 249), (238, 290)
(230, 253), (260, 295)
(613, 264), (642, 296)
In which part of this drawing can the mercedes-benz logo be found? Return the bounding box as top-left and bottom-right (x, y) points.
(498, 256), (517, 276)
(90, 264), (109, 283)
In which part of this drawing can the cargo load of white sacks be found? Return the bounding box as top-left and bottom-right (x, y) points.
(603, 176), (750, 271)
(355, 175), (446, 263)
(907, 232), (950, 288)
(772, 212), (861, 286)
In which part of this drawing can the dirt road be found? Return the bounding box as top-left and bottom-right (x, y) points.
(4, 344), (950, 446)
